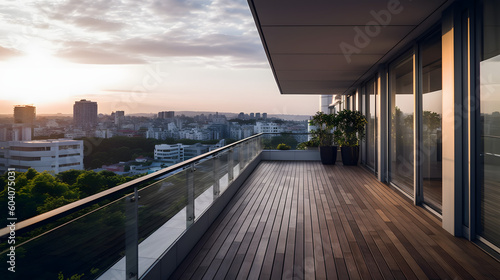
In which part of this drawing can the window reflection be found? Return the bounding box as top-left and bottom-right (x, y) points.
(367, 79), (377, 171)
(421, 32), (442, 212)
(390, 54), (414, 196)
(480, 0), (500, 250)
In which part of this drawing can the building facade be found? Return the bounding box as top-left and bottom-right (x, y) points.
(114, 110), (125, 126)
(154, 144), (185, 166)
(0, 139), (84, 174)
(249, 0), (500, 256)
(13, 105), (36, 125)
(73, 99), (98, 128)
(158, 111), (175, 119)
(254, 122), (281, 134)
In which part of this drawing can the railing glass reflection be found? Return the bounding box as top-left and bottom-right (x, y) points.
(0, 134), (262, 280)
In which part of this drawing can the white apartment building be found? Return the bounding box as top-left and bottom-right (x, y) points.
(154, 140), (226, 166)
(154, 144), (184, 166)
(0, 139), (84, 174)
(254, 122), (281, 134)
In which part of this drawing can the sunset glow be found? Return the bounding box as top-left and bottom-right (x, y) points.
(0, 0), (318, 115)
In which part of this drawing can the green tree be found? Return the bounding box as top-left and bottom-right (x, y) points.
(76, 171), (105, 197)
(57, 170), (86, 186)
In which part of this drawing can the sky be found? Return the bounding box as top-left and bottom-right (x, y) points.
(0, 0), (319, 116)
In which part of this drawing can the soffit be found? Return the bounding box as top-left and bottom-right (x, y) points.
(249, 0), (451, 95)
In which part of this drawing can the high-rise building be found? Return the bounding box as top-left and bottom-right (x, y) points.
(262, 113), (267, 120)
(14, 105), (36, 125)
(255, 112), (261, 119)
(73, 99), (98, 128)
(115, 111), (125, 126)
(158, 111), (175, 119)
(249, 113), (255, 119)
(13, 105), (36, 137)
(238, 112), (245, 119)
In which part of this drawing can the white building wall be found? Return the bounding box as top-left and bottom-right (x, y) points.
(154, 144), (184, 166)
(0, 139), (84, 174)
(254, 122), (281, 134)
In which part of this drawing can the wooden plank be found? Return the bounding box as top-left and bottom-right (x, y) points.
(169, 162), (500, 280)
(293, 162), (305, 279)
(239, 162), (288, 279)
(259, 161), (293, 279)
(314, 164), (338, 279)
(272, 162), (297, 279)
(170, 161), (274, 279)
(281, 162), (299, 279)
(196, 162), (281, 279)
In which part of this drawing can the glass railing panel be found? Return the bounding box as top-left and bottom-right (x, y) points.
(232, 146), (241, 178)
(194, 157), (216, 220)
(0, 196), (129, 280)
(261, 133), (311, 150)
(136, 169), (188, 277)
(218, 151), (229, 194)
(0, 134), (264, 280)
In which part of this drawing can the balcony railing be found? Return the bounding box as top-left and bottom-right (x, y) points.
(0, 134), (263, 280)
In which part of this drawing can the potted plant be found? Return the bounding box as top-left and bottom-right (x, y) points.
(310, 111), (338, 165)
(333, 109), (367, 165)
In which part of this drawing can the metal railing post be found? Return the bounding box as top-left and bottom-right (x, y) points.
(239, 143), (245, 170)
(186, 164), (195, 227)
(125, 187), (139, 280)
(228, 149), (234, 183)
(213, 155), (220, 199)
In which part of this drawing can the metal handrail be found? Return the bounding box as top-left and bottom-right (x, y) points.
(0, 133), (263, 237)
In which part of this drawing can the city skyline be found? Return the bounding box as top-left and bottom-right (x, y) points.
(0, 0), (319, 116)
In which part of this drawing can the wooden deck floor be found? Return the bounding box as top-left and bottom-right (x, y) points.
(169, 161), (500, 279)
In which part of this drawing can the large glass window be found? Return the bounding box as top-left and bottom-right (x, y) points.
(479, 0), (500, 249)
(367, 79), (377, 171)
(390, 53), (414, 196)
(361, 87), (367, 165)
(421, 32), (443, 212)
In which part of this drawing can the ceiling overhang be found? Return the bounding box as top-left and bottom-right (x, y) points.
(248, 0), (452, 95)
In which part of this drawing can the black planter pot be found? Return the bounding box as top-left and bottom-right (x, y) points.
(341, 146), (359, 166)
(319, 146), (337, 165)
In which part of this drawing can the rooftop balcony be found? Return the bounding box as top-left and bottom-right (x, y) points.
(1, 134), (499, 279)
(170, 161), (500, 279)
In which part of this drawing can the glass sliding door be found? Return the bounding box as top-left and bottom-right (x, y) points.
(389, 53), (414, 196)
(366, 79), (377, 171)
(421, 32), (443, 212)
(479, 0), (500, 250)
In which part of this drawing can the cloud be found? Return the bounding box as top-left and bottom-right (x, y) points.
(118, 33), (265, 60)
(0, 45), (22, 59)
(57, 48), (146, 64)
(1, 0), (267, 68)
(72, 16), (126, 32)
(150, 0), (207, 18)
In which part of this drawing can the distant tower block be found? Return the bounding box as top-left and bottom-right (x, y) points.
(115, 111), (125, 126)
(73, 99), (98, 128)
(158, 111), (175, 119)
(13, 105), (36, 138)
(14, 105), (36, 125)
